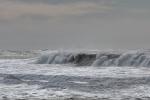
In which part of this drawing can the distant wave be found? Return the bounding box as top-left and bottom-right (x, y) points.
(35, 50), (150, 67)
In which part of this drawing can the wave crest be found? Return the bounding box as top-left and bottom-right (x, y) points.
(35, 50), (150, 67)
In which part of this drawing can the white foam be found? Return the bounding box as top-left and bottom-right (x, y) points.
(1, 63), (150, 78)
(35, 49), (150, 67)
(0, 83), (150, 100)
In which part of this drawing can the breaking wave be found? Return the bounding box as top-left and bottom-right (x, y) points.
(35, 50), (150, 67)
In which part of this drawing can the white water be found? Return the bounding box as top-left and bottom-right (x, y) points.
(36, 49), (150, 67)
(1, 50), (150, 100)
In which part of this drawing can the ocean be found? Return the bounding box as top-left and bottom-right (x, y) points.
(0, 49), (150, 100)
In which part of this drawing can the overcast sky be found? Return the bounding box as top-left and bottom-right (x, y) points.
(0, 0), (150, 50)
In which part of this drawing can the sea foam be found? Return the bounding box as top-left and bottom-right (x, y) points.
(35, 50), (150, 67)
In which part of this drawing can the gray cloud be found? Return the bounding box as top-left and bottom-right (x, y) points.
(0, 0), (112, 21)
(3, 0), (102, 4)
(0, 0), (150, 50)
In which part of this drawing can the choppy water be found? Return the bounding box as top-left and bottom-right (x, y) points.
(0, 49), (150, 100)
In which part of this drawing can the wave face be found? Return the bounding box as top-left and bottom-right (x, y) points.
(35, 50), (150, 67)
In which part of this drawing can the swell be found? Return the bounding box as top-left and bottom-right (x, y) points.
(35, 50), (150, 67)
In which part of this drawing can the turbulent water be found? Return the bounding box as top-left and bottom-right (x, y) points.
(1, 49), (150, 100)
(36, 49), (150, 67)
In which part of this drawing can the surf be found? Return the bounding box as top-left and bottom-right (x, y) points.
(35, 49), (150, 67)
